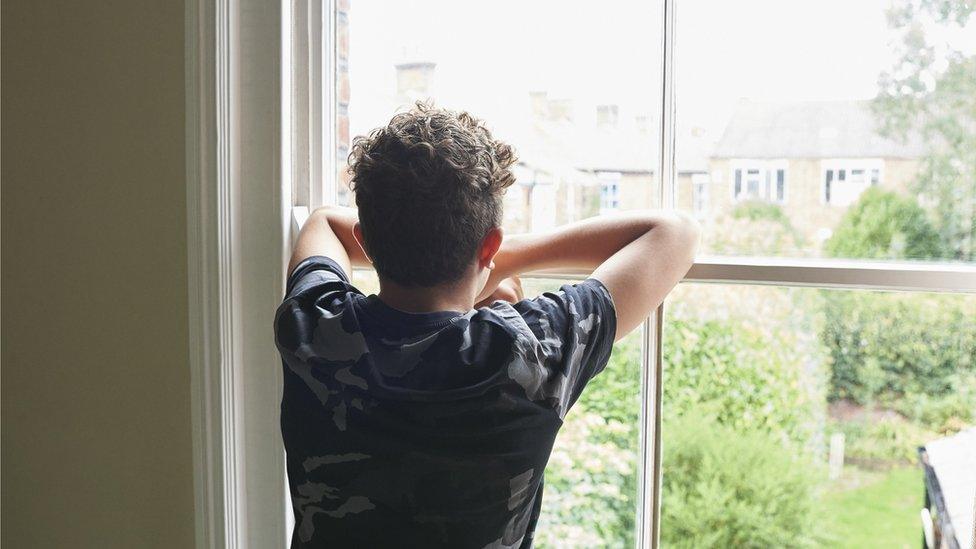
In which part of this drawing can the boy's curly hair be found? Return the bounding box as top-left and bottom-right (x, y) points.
(348, 102), (517, 287)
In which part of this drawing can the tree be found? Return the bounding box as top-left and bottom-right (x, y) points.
(872, 0), (976, 260)
(824, 187), (945, 260)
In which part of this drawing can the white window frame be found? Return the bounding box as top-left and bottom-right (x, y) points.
(691, 173), (710, 216)
(598, 171), (623, 213)
(187, 1), (976, 549)
(821, 158), (884, 206)
(730, 159), (788, 204)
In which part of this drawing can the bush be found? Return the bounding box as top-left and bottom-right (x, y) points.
(540, 313), (828, 546)
(831, 416), (933, 466)
(661, 414), (826, 548)
(707, 203), (806, 256)
(732, 200), (791, 224)
(824, 187), (946, 260)
(537, 336), (641, 549)
(822, 291), (976, 405)
(664, 318), (820, 448)
(893, 372), (976, 434)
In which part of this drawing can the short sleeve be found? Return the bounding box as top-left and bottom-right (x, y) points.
(275, 256), (361, 357)
(284, 255), (352, 301)
(511, 277), (617, 414)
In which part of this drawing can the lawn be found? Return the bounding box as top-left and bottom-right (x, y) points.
(824, 466), (922, 549)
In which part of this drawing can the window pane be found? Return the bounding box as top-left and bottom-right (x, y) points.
(351, 271), (643, 546)
(673, 0), (976, 262)
(662, 283), (976, 546)
(346, 0), (663, 231)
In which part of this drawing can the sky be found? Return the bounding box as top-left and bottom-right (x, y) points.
(346, 0), (975, 140)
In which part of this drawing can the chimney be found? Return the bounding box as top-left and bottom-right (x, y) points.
(596, 105), (619, 129)
(528, 91), (573, 122)
(395, 61), (436, 99)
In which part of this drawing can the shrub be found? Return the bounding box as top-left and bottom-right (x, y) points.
(732, 200), (791, 224)
(824, 187), (946, 260)
(821, 291), (976, 405)
(537, 336), (641, 549)
(831, 416), (933, 466)
(707, 203), (806, 256)
(536, 409), (637, 548)
(893, 372), (976, 434)
(661, 414), (826, 548)
(664, 318), (820, 449)
(540, 313), (828, 546)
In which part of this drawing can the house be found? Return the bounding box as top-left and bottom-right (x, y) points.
(685, 100), (927, 246)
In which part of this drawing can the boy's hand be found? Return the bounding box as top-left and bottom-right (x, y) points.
(475, 275), (523, 308)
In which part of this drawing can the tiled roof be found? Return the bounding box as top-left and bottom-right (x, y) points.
(714, 100), (928, 159)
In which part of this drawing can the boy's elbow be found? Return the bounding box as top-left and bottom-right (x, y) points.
(664, 211), (701, 262)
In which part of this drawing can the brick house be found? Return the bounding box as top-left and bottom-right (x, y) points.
(678, 100), (927, 247)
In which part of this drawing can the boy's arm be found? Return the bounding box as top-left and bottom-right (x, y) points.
(288, 206), (370, 276)
(487, 211), (700, 341)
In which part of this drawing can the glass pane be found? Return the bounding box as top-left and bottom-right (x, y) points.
(351, 271), (643, 546)
(345, 0), (663, 229)
(674, 0), (976, 262)
(662, 283), (976, 547)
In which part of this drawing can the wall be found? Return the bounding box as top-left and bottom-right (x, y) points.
(2, 1), (195, 547)
(699, 158), (921, 247)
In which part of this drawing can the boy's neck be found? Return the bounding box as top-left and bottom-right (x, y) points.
(377, 277), (476, 314)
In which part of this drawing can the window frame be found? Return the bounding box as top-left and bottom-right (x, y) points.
(730, 159), (788, 204)
(821, 158), (884, 206)
(186, 0), (291, 547)
(691, 173), (710, 216)
(598, 170), (623, 213)
(189, 1), (976, 548)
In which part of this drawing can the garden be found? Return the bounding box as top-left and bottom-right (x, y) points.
(536, 161), (975, 546)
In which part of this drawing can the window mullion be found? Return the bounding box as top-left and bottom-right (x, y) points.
(639, 0), (676, 547)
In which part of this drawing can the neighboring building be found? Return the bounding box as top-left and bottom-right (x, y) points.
(513, 92), (711, 231)
(344, 50), (925, 249)
(690, 100), (927, 246)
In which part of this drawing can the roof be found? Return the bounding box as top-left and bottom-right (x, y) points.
(509, 118), (711, 175)
(713, 100), (928, 159)
(922, 427), (976, 549)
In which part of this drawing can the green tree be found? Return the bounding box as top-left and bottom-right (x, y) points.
(872, 0), (976, 260)
(824, 187), (945, 260)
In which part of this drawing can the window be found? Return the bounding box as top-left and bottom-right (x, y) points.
(343, 1), (663, 545)
(598, 171), (622, 213)
(691, 174), (709, 215)
(663, 283), (976, 548)
(248, 1), (976, 548)
(731, 161), (787, 203)
(822, 160), (884, 206)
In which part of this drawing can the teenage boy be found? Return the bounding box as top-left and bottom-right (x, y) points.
(275, 103), (699, 548)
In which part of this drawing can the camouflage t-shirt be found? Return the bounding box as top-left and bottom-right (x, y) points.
(274, 256), (616, 548)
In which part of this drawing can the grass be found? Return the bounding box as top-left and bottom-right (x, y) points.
(823, 466), (922, 549)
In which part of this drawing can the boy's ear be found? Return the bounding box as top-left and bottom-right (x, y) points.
(479, 227), (503, 269)
(352, 222), (372, 262)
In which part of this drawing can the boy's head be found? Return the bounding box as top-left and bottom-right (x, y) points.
(348, 103), (517, 288)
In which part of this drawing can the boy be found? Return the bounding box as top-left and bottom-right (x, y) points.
(274, 103), (699, 548)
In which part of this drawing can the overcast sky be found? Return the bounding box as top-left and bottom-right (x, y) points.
(347, 0), (975, 140)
